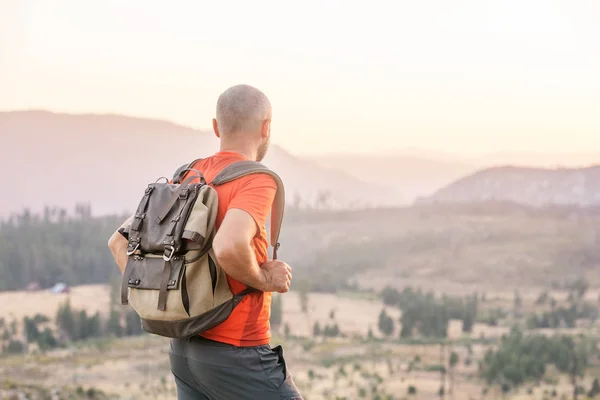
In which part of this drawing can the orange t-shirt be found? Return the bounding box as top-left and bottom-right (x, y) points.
(179, 151), (277, 347)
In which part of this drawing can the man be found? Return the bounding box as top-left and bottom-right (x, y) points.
(108, 84), (303, 399)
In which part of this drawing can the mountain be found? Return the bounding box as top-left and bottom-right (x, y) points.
(0, 110), (399, 218)
(467, 151), (600, 169)
(307, 149), (600, 205)
(418, 165), (600, 207)
(306, 153), (479, 203)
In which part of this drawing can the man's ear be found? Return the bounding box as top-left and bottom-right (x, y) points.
(213, 118), (220, 138)
(261, 118), (271, 139)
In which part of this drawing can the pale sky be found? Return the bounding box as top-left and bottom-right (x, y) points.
(1, 0), (599, 156)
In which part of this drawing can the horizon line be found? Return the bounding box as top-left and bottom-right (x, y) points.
(3, 108), (600, 161)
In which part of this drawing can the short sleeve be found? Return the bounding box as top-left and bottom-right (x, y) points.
(227, 174), (278, 235)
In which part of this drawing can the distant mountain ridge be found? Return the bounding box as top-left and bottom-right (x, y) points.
(419, 165), (600, 207)
(4, 110), (599, 215)
(0, 110), (399, 218)
(306, 154), (479, 203)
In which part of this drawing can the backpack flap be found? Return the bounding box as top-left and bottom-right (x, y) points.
(126, 255), (185, 291)
(127, 175), (202, 256)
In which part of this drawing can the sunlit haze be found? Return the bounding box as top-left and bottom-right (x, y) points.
(1, 0), (599, 156)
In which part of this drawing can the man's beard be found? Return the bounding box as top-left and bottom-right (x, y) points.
(256, 136), (270, 162)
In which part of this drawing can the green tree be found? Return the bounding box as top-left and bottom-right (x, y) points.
(270, 294), (283, 329)
(400, 314), (414, 338)
(23, 316), (40, 342)
(323, 323), (341, 338)
(4, 339), (24, 354)
(513, 290), (522, 314)
(106, 309), (123, 337)
(125, 310), (143, 336)
(449, 351), (459, 397)
(37, 328), (58, 351)
(462, 295), (478, 333)
(480, 328), (594, 398)
(296, 278), (311, 336)
(378, 308), (394, 337)
(553, 336), (588, 400)
(313, 321), (321, 337)
(284, 323), (291, 338)
(77, 310), (90, 340)
(439, 342), (446, 399)
(569, 277), (588, 302)
(56, 299), (77, 340)
(88, 311), (103, 338)
(535, 291), (549, 305)
(588, 378), (600, 398)
(396, 287), (448, 338)
(298, 281), (309, 315)
(0, 206), (128, 290)
(380, 286), (401, 306)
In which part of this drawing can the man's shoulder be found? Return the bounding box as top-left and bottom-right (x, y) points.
(234, 171), (278, 189)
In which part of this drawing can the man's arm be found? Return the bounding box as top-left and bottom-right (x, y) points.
(108, 215), (134, 274)
(212, 208), (292, 293)
(212, 174), (292, 293)
(212, 208), (269, 291)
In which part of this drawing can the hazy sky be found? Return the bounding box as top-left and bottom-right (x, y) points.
(1, 0), (599, 155)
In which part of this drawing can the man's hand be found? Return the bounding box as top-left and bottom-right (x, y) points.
(260, 260), (292, 293)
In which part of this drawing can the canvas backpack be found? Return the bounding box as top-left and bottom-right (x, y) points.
(119, 158), (285, 339)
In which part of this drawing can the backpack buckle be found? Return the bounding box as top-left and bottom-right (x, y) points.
(179, 188), (189, 200)
(126, 242), (139, 256)
(163, 245), (175, 262)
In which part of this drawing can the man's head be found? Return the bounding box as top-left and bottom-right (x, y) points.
(213, 84), (272, 162)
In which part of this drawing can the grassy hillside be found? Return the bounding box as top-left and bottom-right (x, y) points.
(1, 202), (599, 294)
(280, 203), (600, 294)
(2, 202), (600, 400)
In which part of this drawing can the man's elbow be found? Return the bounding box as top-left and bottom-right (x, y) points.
(212, 237), (246, 266)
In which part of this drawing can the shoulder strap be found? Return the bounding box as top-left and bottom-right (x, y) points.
(172, 158), (204, 184)
(211, 161), (285, 260)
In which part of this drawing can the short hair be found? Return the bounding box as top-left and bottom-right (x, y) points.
(215, 84), (272, 135)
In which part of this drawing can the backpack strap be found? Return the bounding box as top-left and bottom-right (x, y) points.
(211, 161), (285, 260)
(172, 158), (204, 184)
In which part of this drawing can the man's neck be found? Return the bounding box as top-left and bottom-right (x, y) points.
(219, 142), (257, 161)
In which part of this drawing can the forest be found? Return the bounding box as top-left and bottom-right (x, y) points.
(1, 202), (599, 293)
(2, 203), (600, 399)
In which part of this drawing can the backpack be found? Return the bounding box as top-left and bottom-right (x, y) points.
(119, 158), (285, 339)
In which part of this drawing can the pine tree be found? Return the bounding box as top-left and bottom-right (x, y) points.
(106, 309), (123, 337)
(23, 316), (40, 342)
(125, 310), (143, 336)
(449, 351), (459, 397)
(56, 299), (77, 340)
(589, 378), (600, 398)
(37, 328), (58, 351)
(313, 321), (321, 337)
(270, 294), (283, 329)
(378, 309), (394, 337)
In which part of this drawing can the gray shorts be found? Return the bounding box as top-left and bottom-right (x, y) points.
(169, 336), (303, 400)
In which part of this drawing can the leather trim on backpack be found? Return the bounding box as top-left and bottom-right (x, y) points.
(140, 288), (254, 339)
